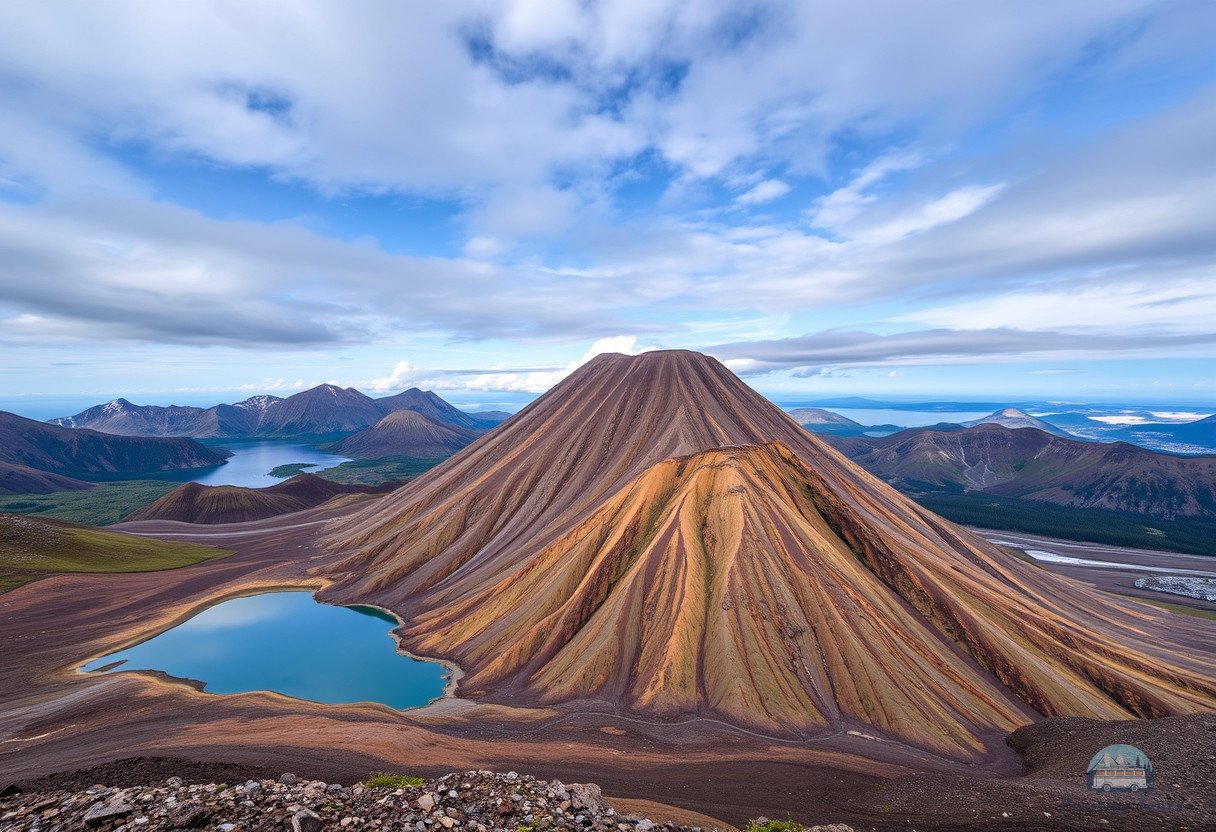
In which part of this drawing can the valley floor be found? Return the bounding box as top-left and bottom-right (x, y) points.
(1, 506), (1213, 831)
(971, 528), (1216, 616)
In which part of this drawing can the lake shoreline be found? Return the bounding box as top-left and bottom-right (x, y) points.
(77, 587), (455, 711)
(159, 440), (353, 489)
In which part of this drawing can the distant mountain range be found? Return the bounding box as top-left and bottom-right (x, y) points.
(783, 406), (1070, 437)
(783, 399), (1216, 454)
(49, 384), (508, 439)
(827, 422), (1216, 519)
(0, 411), (230, 494)
(788, 406), (1074, 439)
(1017, 411), (1216, 454)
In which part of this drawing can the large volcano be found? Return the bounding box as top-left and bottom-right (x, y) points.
(322, 350), (1216, 759)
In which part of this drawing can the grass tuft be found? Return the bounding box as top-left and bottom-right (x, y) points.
(365, 774), (425, 789)
(0, 574), (32, 595)
(745, 821), (804, 832)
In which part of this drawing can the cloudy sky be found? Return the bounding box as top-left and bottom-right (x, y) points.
(2, 0), (1215, 410)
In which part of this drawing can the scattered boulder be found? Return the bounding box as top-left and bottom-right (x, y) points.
(83, 798), (135, 827)
(569, 782), (605, 812)
(291, 809), (322, 832)
(166, 800), (207, 828)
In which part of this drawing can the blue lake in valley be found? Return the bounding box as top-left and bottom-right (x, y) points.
(174, 440), (352, 488)
(81, 592), (450, 709)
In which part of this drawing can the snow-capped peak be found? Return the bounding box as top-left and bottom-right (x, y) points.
(234, 395), (283, 412)
(101, 399), (131, 415)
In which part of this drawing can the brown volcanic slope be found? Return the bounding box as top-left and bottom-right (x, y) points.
(329, 410), (485, 459)
(128, 473), (397, 524)
(323, 350), (1216, 760)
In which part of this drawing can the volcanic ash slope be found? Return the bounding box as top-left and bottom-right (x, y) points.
(322, 350), (1216, 759)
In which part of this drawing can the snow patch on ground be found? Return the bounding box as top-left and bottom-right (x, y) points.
(1014, 548), (1214, 575)
(1134, 576), (1216, 602)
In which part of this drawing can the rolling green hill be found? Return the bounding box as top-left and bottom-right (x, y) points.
(0, 512), (232, 593)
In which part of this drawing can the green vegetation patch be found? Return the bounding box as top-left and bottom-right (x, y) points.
(913, 492), (1216, 557)
(0, 513), (232, 592)
(0, 573), (33, 595)
(268, 462), (317, 478)
(316, 456), (446, 486)
(744, 821), (805, 832)
(0, 480), (179, 526)
(365, 774), (424, 789)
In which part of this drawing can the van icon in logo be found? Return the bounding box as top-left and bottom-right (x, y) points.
(1087, 744), (1153, 792)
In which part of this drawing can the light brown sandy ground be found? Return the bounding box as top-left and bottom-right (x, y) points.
(605, 798), (738, 831)
(1, 509), (1213, 830)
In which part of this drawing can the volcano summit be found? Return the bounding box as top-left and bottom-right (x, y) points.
(322, 350), (1216, 760)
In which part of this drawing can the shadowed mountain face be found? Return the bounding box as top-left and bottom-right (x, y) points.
(0, 411), (230, 478)
(127, 473), (398, 524)
(329, 411), (485, 459)
(0, 462), (92, 495)
(48, 386), (497, 440)
(828, 423), (1216, 519)
(323, 350), (1216, 760)
(252, 385), (384, 436)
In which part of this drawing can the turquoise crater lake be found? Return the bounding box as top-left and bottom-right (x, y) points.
(81, 592), (449, 709)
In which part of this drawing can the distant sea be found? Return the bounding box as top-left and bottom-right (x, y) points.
(817, 408), (991, 427)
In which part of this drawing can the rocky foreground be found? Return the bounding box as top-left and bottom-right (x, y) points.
(0, 770), (852, 832)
